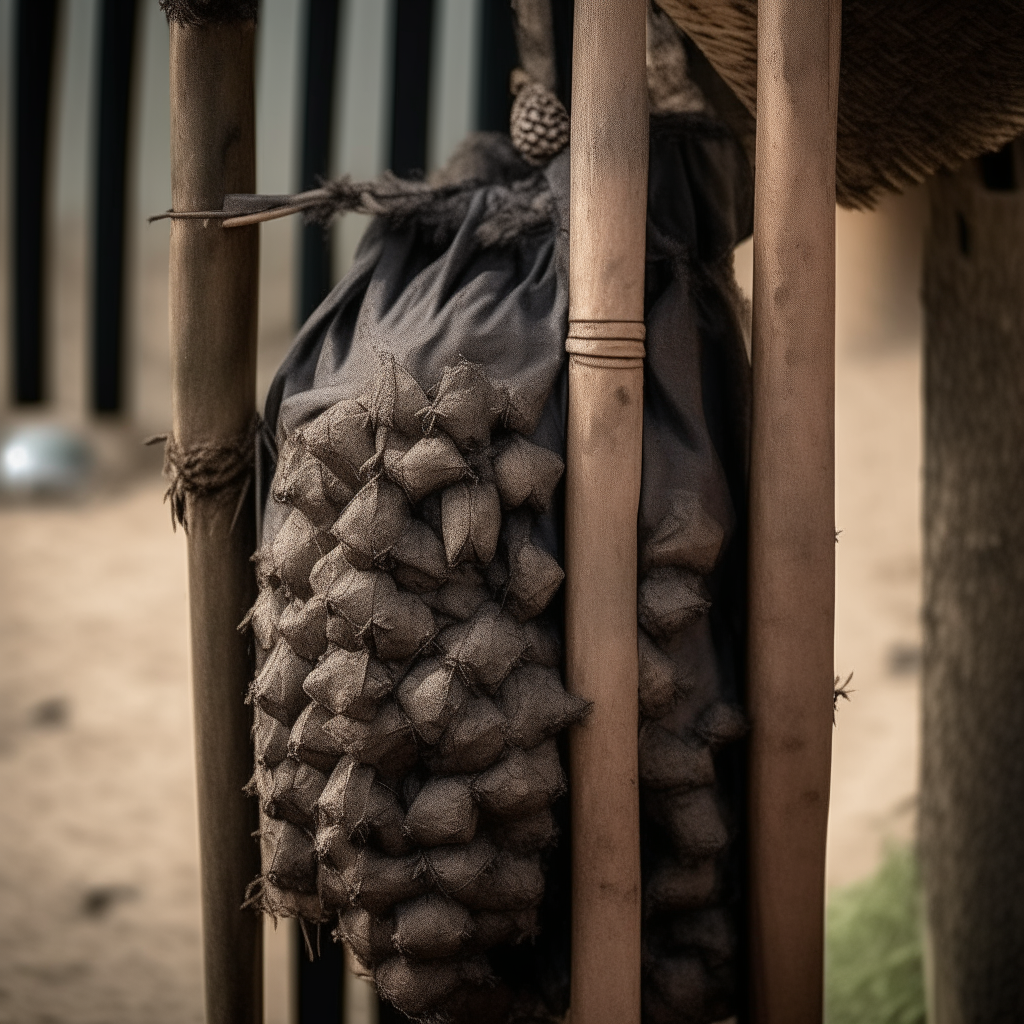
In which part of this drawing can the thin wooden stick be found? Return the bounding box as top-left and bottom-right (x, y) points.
(168, 16), (262, 1024)
(747, 1), (841, 1021)
(564, 2), (648, 1022)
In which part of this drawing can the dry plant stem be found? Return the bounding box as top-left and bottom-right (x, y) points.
(565, 1), (648, 1022)
(747, 0), (840, 1021)
(169, 20), (262, 1024)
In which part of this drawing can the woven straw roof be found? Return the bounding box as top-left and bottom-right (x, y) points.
(661, 0), (1024, 207)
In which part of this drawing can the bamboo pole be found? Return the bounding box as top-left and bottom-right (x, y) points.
(167, 14), (262, 1024)
(564, 2), (648, 1023)
(746, 1), (841, 1021)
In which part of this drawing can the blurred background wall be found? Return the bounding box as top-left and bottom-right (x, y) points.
(0, 0), (491, 442)
(0, 2), (928, 1022)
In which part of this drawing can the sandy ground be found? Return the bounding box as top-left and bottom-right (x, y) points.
(0, 475), (203, 1023)
(0, 197), (925, 1022)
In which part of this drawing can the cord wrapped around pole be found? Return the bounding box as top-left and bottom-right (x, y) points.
(747, 0), (840, 1021)
(565, 1), (648, 1022)
(165, 5), (262, 1022)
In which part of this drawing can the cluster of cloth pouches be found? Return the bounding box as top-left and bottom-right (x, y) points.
(243, 8), (752, 1022)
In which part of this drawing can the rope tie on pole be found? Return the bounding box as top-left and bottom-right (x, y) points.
(162, 2), (263, 1018)
(566, 319), (646, 360)
(146, 414), (260, 533)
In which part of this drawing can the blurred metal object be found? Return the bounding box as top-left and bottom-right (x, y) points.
(0, 424), (93, 494)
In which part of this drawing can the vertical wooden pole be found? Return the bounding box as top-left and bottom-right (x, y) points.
(921, 148), (1024, 1024)
(168, 14), (262, 1024)
(746, 1), (840, 1022)
(564, 2), (647, 1023)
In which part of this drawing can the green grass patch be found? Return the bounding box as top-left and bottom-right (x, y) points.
(824, 846), (926, 1024)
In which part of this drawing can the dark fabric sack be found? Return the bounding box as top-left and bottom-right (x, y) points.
(246, 46), (752, 1024)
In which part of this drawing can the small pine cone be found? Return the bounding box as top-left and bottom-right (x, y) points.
(510, 76), (569, 167)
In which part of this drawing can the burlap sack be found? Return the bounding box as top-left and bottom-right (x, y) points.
(244, 16), (751, 1019)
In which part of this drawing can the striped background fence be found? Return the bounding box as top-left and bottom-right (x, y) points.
(1, 0), (570, 432)
(0, 0), (570, 1020)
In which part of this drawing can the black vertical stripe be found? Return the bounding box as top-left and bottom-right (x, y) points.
(296, 932), (346, 1024)
(298, 0), (341, 325)
(980, 142), (1017, 193)
(476, 0), (516, 133)
(477, 0), (573, 135)
(390, 0), (434, 178)
(296, 0), (341, 879)
(377, 995), (406, 1024)
(13, 0), (59, 404)
(92, 0), (138, 414)
(550, 0), (573, 111)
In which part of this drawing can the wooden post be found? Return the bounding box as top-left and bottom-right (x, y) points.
(746, 1), (840, 1021)
(167, 12), (262, 1024)
(921, 146), (1024, 1024)
(564, 2), (648, 1023)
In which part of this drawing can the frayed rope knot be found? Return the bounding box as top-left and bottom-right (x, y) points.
(145, 414), (260, 533)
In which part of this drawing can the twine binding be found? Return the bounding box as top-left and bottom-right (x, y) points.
(146, 414), (260, 533)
